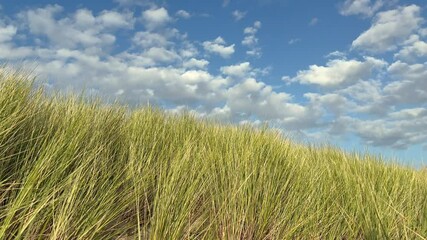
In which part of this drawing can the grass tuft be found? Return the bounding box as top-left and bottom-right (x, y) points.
(0, 68), (426, 239)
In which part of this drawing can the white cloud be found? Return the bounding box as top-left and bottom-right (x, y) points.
(143, 47), (181, 64)
(0, 44), (33, 59)
(232, 10), (247, 21)
(305, 93), (351, 116)
(395, 37), (427, 62)
(132, 31), (169, 48)
(339, 111), (427, 149)
(97, 10), (134, 28)
(227, 79), (287, 117)
(114, 0), (153, 6)
(339, 0), (387, 17)
(292, 57), (387, 86)
(179, 42), (199, 58)
(352, 5), (423, 53)
(183, 58), (209, 69)
(0, 24), (16, 42)
(19, 5), (134, 49)
(338, 79), (388, 115)
(202, 37), (235, 58)
(242, 21), (262, 57)
(242, 35), (258, 46)
(385, 61), (427, 105)
(243, 21), (261, 35)
(176, 10), (191, 19)
(325, 51), (347, 59)
(220, 62), (252, 78)
(142, 7), (171, 30)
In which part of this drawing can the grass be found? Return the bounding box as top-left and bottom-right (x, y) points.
(0, 68), (426, 239)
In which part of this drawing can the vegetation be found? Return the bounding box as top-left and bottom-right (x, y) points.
(0, 68), (426, 239)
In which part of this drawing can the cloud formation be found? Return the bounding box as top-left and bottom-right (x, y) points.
(291, 57), (387, 87)
(242, 21), (262, 57)
(1, 1), (427, 153)
(339, 0), (388, 17)
(352, 5), (423, 53)
(203, 37), (235, 58)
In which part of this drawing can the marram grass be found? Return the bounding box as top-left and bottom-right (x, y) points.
(0, 69), (426, 239)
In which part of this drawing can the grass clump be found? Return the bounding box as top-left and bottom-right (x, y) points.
(0, 68), (426, 239)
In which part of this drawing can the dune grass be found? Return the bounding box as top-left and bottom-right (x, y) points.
(0, 68), (426, 239)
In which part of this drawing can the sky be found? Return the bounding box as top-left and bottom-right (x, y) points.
(1, 0), (427, 166)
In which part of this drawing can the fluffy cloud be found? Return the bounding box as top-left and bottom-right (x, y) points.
(0, 21), (32, 59)
(394, 36), (427, 62)
(225, 78), (318, 128)
(352, 5), (423, 53)
(18, 5), (134, 49)
(132, 31), (169, 48)
(337, 80), (388, 115)
(335, 109), (427, 149)
(291, 57), (387, 87)
(183, 58), (209, 69)
(242, 21), (262, 57)
(385, 61), (427, 105)
(339, 0), (387, 17)
(0, 24), (17, 42)
(220, 62), (251, 78)
(305, 93), (351, 116)
(176, 10), (191, 19)
(202, 37), (235, 58)
(142, 47), (181, 64)
(142, 7), (171, 30)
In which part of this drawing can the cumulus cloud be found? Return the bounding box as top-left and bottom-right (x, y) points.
(18, 5), (134, 49)
(352, 5), (423, 53)
(6, 4), (320, 132)
(183, 58), (209, 69)
(132, 31), (169, 48)
(291, 57), (387, 87)
(339, 0), (387, 17)
(225, 78), (319, 128)
(142, 7), (171, 30)
(143, 47), (181, 64)
(202, 37), (235, 58)
(242, 21), (262, 57)
(338, 79), (388, 115)
(305, 93), (351, 116)
(385, 61), (427, 105)
(336, 110), (427, 149)
(220, 62), (252, 78)
(232, 10), (247, 21)
(0, 24), (17, 42)
(298, 57), (427, 149)
(176, 10), (191, 19)
(394, 36), (427, 62)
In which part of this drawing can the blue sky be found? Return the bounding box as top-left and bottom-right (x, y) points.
(1, 0), (427, 166)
